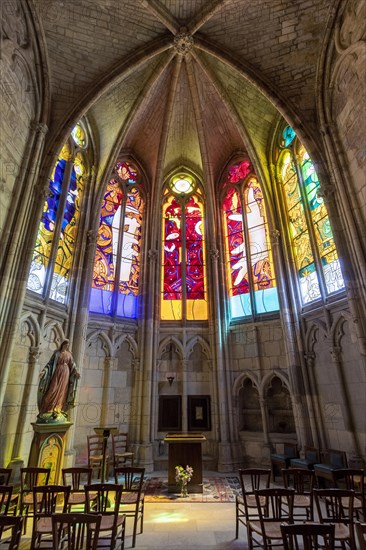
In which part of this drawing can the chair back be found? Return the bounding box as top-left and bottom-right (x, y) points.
(237, 468), (271, 520)
(284, 443), (298, 458)
(0, 468), (12, 485)
(0, 515), (23, 549)
(52, 512), (102, 550)
(281, 523), (335, 550)
(21, 467), (50, 492)
(333, 468), (364, 491)
(314, 488), (354, 524)
(87, 435), (104, 460)
(255, 487), (295, 521)
(85, 483), (123, 514)
(355, 522), (366, 550)
(114, 466), (145, 493)
(282, 468), (314, 494)
(112, 433), (129, 454)
(62, 467), (92, 490)
(0, 485), (14, 515)
(33, 485), (71, 517)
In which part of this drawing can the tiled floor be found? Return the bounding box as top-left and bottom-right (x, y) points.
(18, 471), (248, 549)
(19, 502), (247, 549)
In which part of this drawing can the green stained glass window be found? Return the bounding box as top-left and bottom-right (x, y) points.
(277, 126), (344, 304)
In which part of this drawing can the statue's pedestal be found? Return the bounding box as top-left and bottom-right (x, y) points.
(28, 422), (73, 484)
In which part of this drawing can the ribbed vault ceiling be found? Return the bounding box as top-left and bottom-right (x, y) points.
(34, 0), (333, 189)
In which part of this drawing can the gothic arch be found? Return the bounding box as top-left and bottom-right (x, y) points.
(158, 336), (184, 360)
(233, 371), (261, 397)
(115, 333), (138, 358)
(19, 312), (40, 348)
(186, 336), (210, 360)
(42, 321), (65, 347)
(86, 329), (113, 357)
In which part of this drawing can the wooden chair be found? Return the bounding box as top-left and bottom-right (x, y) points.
(314, 449), (348, 487)
(0, 515), (23, 550)
(0, 486), (15, 515)
(282, 468), (315, 520)
(19, 467), (50, 534)
(290, 446), (320, 470)
(355, 522), (366, 550)
(30, 485), (71, 550)
(333, 468), (365, 520)
(247, 487), (295, 550)
(88, 435), (109, 481)
(85, 483), (126, 550)
(0, 468), (12, 485)
(313, 488), (355, 549)
(235, 468), (271, 539)
(281, 522), (335, 550)
(62, 467), (93, 512)
(0, 470), (18, 515)
(270, 443), (298, 480)
(114, 466), (145, 547)
(112, 433), (134, 471)
(52, 512), (102, 550)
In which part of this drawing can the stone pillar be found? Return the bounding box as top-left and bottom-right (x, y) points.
(304, 352), (323, 449)
(11, 346), (41, 459)
(330, 346), (361, 457)
(181, 359), (188, 432)
(100, 356), (113, 427)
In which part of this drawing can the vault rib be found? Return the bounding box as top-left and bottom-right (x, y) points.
(140, 0), (180, 34)
(188, 0), (233, 36)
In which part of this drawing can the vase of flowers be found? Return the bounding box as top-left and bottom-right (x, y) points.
(175, 465), (193, 497)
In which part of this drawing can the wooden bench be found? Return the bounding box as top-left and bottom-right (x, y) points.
(290, 446), (320, 470)
(313, 449), (348, 487)
(270, 442), (298, 481)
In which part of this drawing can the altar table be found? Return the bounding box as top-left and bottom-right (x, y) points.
(164, 433), (206, 493)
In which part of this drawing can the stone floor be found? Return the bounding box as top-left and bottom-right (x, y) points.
(19, 501), (246, 549)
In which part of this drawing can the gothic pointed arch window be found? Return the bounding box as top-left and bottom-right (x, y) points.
(27, 121), (90, 304)
(89, 160), (144, 318)
(222, 159), (280, 320)
(161, 172), (208, 321)
(276, 125), (344, 305)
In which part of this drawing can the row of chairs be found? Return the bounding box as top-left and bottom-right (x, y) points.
(235, 467), (366, 549)
(0, 465), (145, 549)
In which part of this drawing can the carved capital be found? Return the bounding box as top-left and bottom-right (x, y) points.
(148, 249), (158, 262)
(304, 352), (315, 366)
(29, 347), (40, 361)
(87, 229), (98, 244)
(30, 121), (48, 135)
(270, 229), (280, 244)
(330, 346), (342, 362)
(35, 181), (51, 201)
(318, 184), (335, 202)
(210, 248), (219, 262)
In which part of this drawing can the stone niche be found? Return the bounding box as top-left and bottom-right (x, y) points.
(267, 376), (295, 434)
(239, 378), (263, 432)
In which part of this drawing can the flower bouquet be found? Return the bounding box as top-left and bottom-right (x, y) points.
(175, 464), (194, 497)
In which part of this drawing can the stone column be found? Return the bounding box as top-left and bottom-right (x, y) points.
(330, 346), (361, 457)
(100, 356), (113, 427)
(303, 352), (323, 449)
(11, 346), (41, 460)
(181, 359), (188, 432)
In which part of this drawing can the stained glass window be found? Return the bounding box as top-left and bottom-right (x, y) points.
(27, 123), (89, 303)
(161, 174), (207, 321)
(222, 160), (280, 320)
(277, 126), (344, 304)
(89, 161), (144, 318)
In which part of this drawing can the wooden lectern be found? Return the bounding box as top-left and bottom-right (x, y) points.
(164, 433), (206, 493)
